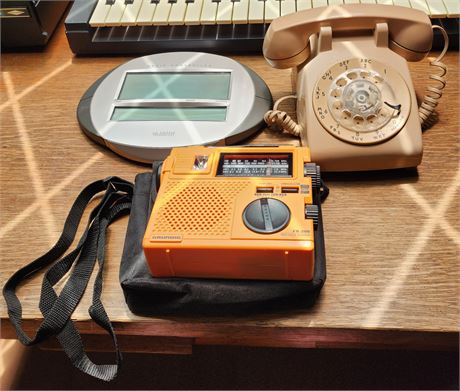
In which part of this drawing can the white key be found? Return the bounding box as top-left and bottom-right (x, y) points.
(409, 0), (430, 13)
(327, 0), (343, 4)
(376, 0), (393, 4)
(232, 0), (249, 23)
(312, 0), (328, 6)
(200, 0), (218, 24)
(393, 0), (411, 7)
(121, 0), (143, 25)
(296, 0), (312, 10)
(343, 0), (360, 3)
(360, 0), (376, 3)
(105, 0), (127, 25)
(152, 0), (172, 24)
(426, 0), (448, 16)
(281, 0), (296, 15)
(443, 0), (460, 16)
(216, 0), (234, 23)
(248, 0), (264, 22)
(264, 0), (280, 21)
(184, 0), (203, 24)
(89, 0), (113, 26)
(136, 0), (157, 24)
(169, 0), (187, 24)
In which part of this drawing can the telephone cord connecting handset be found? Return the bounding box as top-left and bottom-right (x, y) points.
(264, 95), (302, 136)
(418, 25), (449, 130)
(264, 25), (449, 135)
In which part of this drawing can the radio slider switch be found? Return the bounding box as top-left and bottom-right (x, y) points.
(281, 186), (299, 193)
(256, 186), (274, 193)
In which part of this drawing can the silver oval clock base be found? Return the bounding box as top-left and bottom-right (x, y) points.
(77, 52), (272, 163)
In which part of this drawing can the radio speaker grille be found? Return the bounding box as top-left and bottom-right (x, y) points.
(152, 180), (248, 237)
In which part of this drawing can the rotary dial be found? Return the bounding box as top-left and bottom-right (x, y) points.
(313, 59), (411, 145)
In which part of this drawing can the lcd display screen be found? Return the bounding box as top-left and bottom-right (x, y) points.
(111, 107), (227, 121)
(118, 72), (231, 100)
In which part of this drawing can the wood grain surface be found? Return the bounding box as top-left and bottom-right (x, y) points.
(0, 22), (458, 351)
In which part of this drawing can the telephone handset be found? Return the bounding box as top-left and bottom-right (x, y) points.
(263, 4), (448, 171)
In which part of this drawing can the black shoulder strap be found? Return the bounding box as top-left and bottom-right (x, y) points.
(2, 177), (134, 382)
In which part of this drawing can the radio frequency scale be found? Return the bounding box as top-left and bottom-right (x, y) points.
(78, 52), (272, 163)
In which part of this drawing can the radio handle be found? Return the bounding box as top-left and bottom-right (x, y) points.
(155, 162), (163, 193)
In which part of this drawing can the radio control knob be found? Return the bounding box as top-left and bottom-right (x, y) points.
(243, 198), (290, 234)
(305, 205), (319, 229)
(304, 163), (321, 189)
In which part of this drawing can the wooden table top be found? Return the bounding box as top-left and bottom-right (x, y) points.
(1, 23), (458, 352)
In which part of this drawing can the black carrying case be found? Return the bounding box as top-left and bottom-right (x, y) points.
(120, 162), (327, 316)
(3, 161), (328, 381)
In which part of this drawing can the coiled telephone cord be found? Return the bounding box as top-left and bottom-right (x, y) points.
(263, 95), (303, 136)
(419, 25), (449, 130)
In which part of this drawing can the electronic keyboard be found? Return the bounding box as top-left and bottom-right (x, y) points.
(65, 0), (459, 55)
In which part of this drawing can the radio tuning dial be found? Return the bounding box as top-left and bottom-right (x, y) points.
(243, 198), (290, 234)
(305, 205), (319, 229)
(304, 163), (321, 189)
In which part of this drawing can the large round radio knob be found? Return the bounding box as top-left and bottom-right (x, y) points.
(243, 198), (290, 234)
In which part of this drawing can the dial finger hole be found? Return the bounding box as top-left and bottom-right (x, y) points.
(330, 88), (342, 98)
(333, 101), (343, 110)
(360, 71), (370, 79)
(341, 109), (352, 120)
(336, 78), (347, 87)
(374, 75), (384, 83)
(379, 109), (389, 118)
(353, 115), (364, 125)
(347, 72), (358, 80)
(366, 114), (377, 123)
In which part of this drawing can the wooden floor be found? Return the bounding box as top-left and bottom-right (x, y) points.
(0, 20), (459, 353)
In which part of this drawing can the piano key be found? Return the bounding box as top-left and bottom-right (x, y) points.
(376, 0), (393, 4)
(121, 0), (143, 25)
(327, 0), (343, 4)
(89, 0), (114, 26)
(264, 0), (281, 21)
(281, 0), (296, 15)
(392, 0), (410, 7)
(184, 0), (203, 24)
(232, 0), (249, 23)
(200, 0), (218, 24)
(136, 0), (158, 24)
(105, 0), (127, 25)
(343, 0), (360, 4)
(312, 0), (328, 6)
(409, 0), (430, 13)
(360, 0), (376, 3)
(296, 0), (312, 10)
(443, 0), (460, 16)
(427, 0), (448, 16)
(152, 0), (172, 24)
(168, 0), (187, 24)
(248, 0), (264, 23)
(216, 0), (234, 23)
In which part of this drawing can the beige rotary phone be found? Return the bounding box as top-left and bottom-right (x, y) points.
(263, 4), (448, 171)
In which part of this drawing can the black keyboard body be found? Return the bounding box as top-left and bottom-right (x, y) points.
(65, 0), (459, 55)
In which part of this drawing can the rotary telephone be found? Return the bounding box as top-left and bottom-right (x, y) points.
(263, 4), (448, 171)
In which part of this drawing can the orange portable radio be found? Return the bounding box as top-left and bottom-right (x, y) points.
(142, 146), (324, 281)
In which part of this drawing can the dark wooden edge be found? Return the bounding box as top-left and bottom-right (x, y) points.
(1, 319), (458, 353)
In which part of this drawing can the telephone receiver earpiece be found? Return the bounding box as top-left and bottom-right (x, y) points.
(263, 4), (433, 69)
